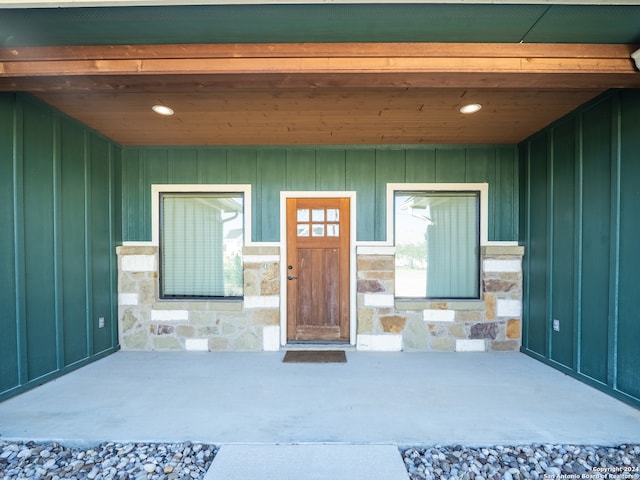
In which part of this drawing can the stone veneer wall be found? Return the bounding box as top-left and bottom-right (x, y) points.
(116, 245), (281, 351)
(117, 244), (523, 352)
(356, 245), (524, 352)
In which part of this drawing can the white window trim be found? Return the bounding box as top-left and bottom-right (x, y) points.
(279, 191), (358, 346)
(386, 182), (489, 246)
(150, 184), (252, 247)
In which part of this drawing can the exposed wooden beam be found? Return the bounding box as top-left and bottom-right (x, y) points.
(2, 43), (637, 61)
(1, 72), (638, 93)
(1, 43), (638, 90)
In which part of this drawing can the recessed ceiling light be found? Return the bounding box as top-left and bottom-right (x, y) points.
(460, 103), (482, 114)
(152, 104), (174, 116)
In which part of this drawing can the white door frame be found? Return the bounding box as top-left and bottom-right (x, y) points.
(279, 191), (357, 346)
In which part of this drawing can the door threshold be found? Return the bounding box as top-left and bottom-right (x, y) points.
(285, 342), (355, 351)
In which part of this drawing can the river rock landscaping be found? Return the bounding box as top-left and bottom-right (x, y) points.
(401, 444), (640, 480)
(0, 441), (216, 479)
(1, 441), (639, 479)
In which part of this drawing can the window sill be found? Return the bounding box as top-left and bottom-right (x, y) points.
(153, 299), (243, 312)
(395, 299), (485, 311)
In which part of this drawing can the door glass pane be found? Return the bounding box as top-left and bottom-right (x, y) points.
(312, 209), (325, 222)
(297, 224), (310, 237)
(327, 224), (340, 237)
(297, 209), (309, 222)
(312, 224), (325, 236)
(327, 209), (339, 221)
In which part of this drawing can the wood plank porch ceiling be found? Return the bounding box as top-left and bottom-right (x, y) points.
(1, 43), (638, 145)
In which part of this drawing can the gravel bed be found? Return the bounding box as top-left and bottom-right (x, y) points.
(401, 444), (640, 480)
(2, 441), (639, 479)
(0, 441), (217, 479)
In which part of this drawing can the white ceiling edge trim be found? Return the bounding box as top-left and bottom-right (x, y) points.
(2, 0), (640, 7)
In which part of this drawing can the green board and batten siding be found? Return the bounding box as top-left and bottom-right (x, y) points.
(0, 93), (121, 401)
(520, 89), (640, 409)
(121, 146), (519, 244)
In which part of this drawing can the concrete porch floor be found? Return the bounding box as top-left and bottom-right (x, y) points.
(0, 351), (639, 447)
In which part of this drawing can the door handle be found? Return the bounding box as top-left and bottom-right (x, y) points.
(287, 265), (297, 280)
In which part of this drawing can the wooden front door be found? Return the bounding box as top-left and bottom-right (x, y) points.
(286, 197), (350, 342)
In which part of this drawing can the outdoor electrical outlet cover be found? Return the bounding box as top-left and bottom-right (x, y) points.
(99, 317), (105, 328)
(553, 319), (560, 332)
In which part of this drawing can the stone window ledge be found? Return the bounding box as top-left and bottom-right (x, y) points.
(395, 299), (486, 311)
(481, 245), (524, 256)
(152, 300), (243, 312)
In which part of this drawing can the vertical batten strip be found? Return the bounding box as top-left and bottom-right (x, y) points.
(0, 95), (18, 395)
(108, 142), (118, 349)
(52, 114), (64, 370)
(84, 130), (94, 356)
(607, 94), (622, 391)
(512, 148), (520, 244)
(12, 95), (28, 386)
(574, 112), (584, 374)
(489, 148), (497, 241)
(120, 149), (130, 242)
(136, 149), (145, 241)
(546, 129), (554, 361)
(570, 117), (580, 373)
(522, 141), (532, 353)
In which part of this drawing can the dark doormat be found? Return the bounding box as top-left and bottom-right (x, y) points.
(282, 350), (347, 363)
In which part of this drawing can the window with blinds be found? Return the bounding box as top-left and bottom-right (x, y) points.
(394, 191), (480, 299)
(160, 193), (243, 299)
